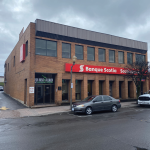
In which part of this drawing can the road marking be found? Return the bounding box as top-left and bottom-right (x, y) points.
(78, 115), (92, 117)
(0, 107), (9, 110)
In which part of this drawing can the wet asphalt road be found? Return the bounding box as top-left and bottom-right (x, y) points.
(0, 106), (150, 150)
(0, 91), (27, 110)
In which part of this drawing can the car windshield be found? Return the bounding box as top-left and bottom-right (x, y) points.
(82, 96), (96, 102)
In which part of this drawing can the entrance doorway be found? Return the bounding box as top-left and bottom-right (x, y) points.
(88, 80), (93, 96)
(34, 84), (54, 104)
(34, 73), (55, 105)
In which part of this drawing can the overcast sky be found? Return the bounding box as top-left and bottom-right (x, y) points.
(0, 0), (150, 76)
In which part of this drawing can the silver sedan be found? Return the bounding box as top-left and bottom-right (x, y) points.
(72, 95), (121, 115)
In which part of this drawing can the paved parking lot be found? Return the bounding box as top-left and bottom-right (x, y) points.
(0, 91), (27, 110)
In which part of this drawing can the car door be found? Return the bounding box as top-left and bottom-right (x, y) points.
(103, 95), (113, 110)
(91, 96), (104, 111)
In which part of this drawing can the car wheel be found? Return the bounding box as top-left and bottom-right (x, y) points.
(85, 107), (92, 115)
(111, 105), (118, 112)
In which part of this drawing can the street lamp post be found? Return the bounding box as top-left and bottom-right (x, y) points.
(70, 56), (77, 110)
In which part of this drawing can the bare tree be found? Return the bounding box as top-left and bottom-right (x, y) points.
(124, 61), (150, 99)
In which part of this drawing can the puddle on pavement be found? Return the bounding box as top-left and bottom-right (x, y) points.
(135, 146), (148, 150)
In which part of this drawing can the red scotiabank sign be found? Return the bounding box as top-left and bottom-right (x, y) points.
(65, 63), (126, 75)
(20, 44), (26, 62)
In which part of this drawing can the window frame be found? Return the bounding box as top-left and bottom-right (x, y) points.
(127, 52), (133, 64)
(75, 45), (83, 60)
(35, 38), (57, 57)
(98, 48), (105, 62)
(47, 40), (57, 57)
(62, 42), (71, 59)
(25, 40), (28, 57)
(118, 51), (124, 64)
(87, 46), (95, 61)
(13, 56), (15, 67)
(135, 54), (145, 62)
(109, 50), (115, 63)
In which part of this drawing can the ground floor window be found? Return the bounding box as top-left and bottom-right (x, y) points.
(62, 79), (69, 101)
(128, 81), (132, 98)
(88, 80), (93, 96)
(119, 81), (123, 98)
(99, 81), (103, 95)
(109, 81), (113, 96)
(141, 82), (143, 95)
(76, 80), (81, 100)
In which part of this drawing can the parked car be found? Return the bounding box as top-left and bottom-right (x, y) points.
(138, 92), (150, 106)
(72, 95), (121, 115)
(0, 86), (3, 91)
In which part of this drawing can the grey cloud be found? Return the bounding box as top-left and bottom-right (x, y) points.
(0, 0), (150, 76)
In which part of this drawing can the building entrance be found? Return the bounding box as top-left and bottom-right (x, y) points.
(34, 73), (55, 105)
(35, 84), (54, 104)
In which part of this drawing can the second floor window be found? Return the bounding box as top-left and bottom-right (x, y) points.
(62, 43), (71, 58)
(36, 39), (47, 56)
(127, 53), (133, 64)
(47, 40), (57, 57)
(13, 56), (15, 67)
(36, 39), (57, 57)
(109, 50), (115, 63)
(87, 47), (95, 61)
(118, 51), (124, 63)
(26, 41), (28, 57)
(75, 45), (83, 60)
(136, 54), (145, 62)
(99, 48), (105, 62)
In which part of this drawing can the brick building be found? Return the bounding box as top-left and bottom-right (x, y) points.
(4, 19), (149, 107)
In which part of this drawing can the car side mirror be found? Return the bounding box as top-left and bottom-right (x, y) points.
(93, 100), (96, 103)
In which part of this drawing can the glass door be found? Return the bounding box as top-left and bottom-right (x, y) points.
(50, 84), (54, 103)
(36, 85), (44, 104)
(45, 85), (50, 103)
(35, 84), (55, 104)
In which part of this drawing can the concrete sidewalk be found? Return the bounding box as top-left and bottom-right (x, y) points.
(0, 102), (138, 119)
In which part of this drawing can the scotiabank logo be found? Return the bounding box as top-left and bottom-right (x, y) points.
(79, 65), (84, 72)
